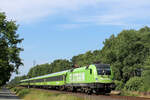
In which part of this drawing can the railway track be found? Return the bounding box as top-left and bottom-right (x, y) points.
(29, 87), (150, 100)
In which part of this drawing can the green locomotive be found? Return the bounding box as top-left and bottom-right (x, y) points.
(20, 64), (115, 94)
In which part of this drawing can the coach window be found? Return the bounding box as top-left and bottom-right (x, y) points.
(90, 69), (92, 74)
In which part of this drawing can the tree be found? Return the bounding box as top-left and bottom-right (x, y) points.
(27, 63), (51, 78)
(27, 59), (72, 78)
(0, 12), (23, 86)
(49, 59), (72, 73)
(71, 50), (102, 67)
(101, 27), (150, 82)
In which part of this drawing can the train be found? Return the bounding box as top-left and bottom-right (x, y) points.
(20, 64), (115, 94)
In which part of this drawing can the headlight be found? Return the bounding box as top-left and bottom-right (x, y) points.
(95, 78), (98, 82)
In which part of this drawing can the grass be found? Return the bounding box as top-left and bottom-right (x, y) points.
(120, 90), (150, 98)
(12, 87), (87, 100)
(12, 87), (150, 100)
(11, 87), (30, 98)
(120, 90), (140, 97)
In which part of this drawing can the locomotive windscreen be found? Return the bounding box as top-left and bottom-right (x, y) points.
(95, 64), (111, 75)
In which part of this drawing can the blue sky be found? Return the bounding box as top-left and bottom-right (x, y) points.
(0, 0), (150, 79)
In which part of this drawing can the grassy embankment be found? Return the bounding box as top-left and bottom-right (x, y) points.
(11, 87), (89, 100)
(120, 90), (150, 98)
(11, 87), (150, 99)
(111, 90), (150, 98)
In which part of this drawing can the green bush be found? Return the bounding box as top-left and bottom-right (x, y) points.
(124, 77), (143, 91)
(114, 80), (124, 90)
(15, 88), (22, 94)
(140, 70), (150, 92)
(12, 87), (30, 97)
(12, 88), (17, 92)
(18, 89), (30, 97)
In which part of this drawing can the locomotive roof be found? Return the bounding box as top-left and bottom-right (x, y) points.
(21, 70), (69, 82)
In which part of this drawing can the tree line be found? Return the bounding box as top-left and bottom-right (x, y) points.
(11, 26), (150, 91)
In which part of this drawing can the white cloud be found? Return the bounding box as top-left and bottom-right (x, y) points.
(77, 14), (127, 25)
(75, 0), (150, 26)
(0, 0), (101, 23)
(0, 0), (150, 25)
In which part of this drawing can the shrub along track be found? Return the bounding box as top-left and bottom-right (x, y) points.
(24, 87), (150, 100)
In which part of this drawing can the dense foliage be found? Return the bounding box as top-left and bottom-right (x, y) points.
(27, 63), (51, 78)
(101, 28), (150, 82)
(140, 56), (150, 92)
(10, 26), (150, 92)
(114, 80), (124, 91)
(71, 50), (101, 67)
(0, 12), (23, 86)
(124, 77), (143, 91)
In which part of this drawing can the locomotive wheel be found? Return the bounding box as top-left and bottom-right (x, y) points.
(87, 90), (92, 95)
(67, 86), (74, 92)
(105, 89), (111, 93)
(85, 88), (92, 95)
(93, 89), (99, 95)
(59, 86), (65, 91)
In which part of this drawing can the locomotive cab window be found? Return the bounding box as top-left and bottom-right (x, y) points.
(95, 64), (111, 75)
